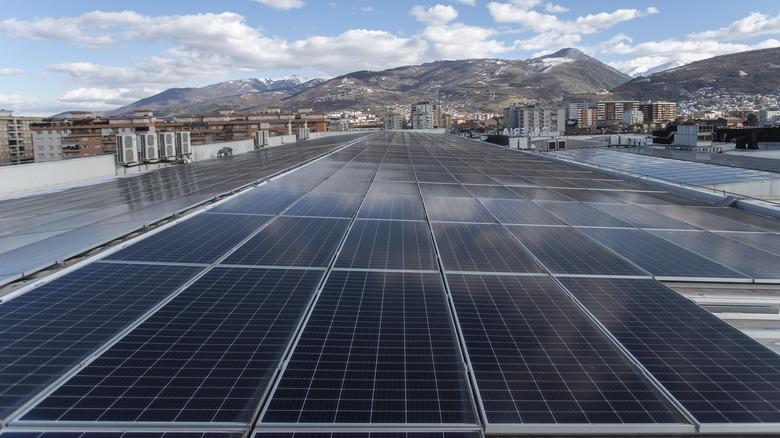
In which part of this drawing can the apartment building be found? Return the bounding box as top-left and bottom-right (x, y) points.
(32, 107), (329, 161)
(598, 101), (639, 123)
(576, 108), (599, 127)
(504, 104), (565, 136)
(410, 102), (443, 130)
(0, 110), (44, 165)
(639, 101), (676, 122)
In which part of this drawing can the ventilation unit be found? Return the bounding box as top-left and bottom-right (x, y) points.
(158, 132), (176, 160)
(175, 132), (191, 156)
(137, 133), (159, 163)
(296, 128), (310, 141)
(254, 130), (269, 148)
(115, 134), (138, 165)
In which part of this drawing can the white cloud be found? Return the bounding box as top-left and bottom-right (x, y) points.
(688, 11), (780, 41)
(411, 5), (459, 25)
(544, 3), (568, 13)
(422, 23), (512, 59)
(513, 31), (581, 51)
(59, 87), (160, 105)
(251, 0), (305, 10)
(488, 2), (657, 34)
(0, 68), (24, 75)
(453, 0), (476, 5)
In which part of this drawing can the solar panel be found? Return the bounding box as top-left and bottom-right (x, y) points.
(0, 433), (240, 438)
(505, 225), (647, 276)
(334, 220), (437, 271)
(423, 197), (495, 223)
(260, 270), (475, 425)
(251, 433), (482, 438)
(578, 228), (747, 281)
(211, 190), (304, 215)
(356, 195), (426, 221)
(532, 201), (633, 228)
(20, 267), (324, 424)
(587, 204), (697, 230)
(646, 205), (762, 232)
(692, 206), (780, 232)
(446, 274), (690, 432)
(418, 184), (472, 199)
(222, 217), (350, 268)
(0, 262), (201, 421)
(366, 181), (420, 197)
(103, 213), (273, 264)
(550, 188), (619, 203)
(648, 230), (780, 281)
(713, 231), (780, 257)
(479, 199), (564, 226)
(462, 185), (519, 199)
(508, 187), (574, 202)
(283, 192), (364, 218)
(430, 223), (542, 273)
(559, 277), (780, 430)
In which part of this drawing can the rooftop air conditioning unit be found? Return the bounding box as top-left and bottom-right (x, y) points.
(175, 132), (191, 156)
(158, 132), (176, 160)
(254, 130), (269, 148)
(296, 128), (310, 141)
(115, 134), (138, 165)
(138, 133), (159, 162)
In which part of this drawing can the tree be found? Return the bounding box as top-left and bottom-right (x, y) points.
(744, 113), (759, 126)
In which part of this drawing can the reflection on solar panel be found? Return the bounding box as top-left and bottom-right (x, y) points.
(648, 230), (780, 281)
(560, 277), (780, 430)
(586, 204), (696, 230)
(21, 268), (323, 424)
(210, 190), (304, 215)
(506, 226), (646, 276)
(431, 223), (542, 273)
(335, 220), (437, 271)
(0, 263), (201, 421)
(578, 228), (746, 281)
(104, 213), (273, 264)
(423, 197), (495, 223)
(532, 201), (633, 228)
(447, 274), (690, 433)
(357, 195), (426, 221)
(1, 433), (240, 438)
(479, 199), (564, 225)
(222, 217), (350, 268)
(283, 192), (364, 218)
(261, 270), (475, 424)
(252, 433), (481, 438)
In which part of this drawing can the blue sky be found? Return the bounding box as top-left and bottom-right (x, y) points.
(2, 0), (779, 116)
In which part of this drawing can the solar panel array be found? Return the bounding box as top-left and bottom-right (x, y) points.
(2, 131), (780, 437)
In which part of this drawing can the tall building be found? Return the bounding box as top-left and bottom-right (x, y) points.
(504, 103), (565, 136)
(598, 100), (639, 123)
(410, 101), (442, 129)
(383, 111), (406, 130)
(623, 109), (645, 125)
(577, 108), (599, 127)
(0, 110), (44, 165)
(639, 101), (676, 122)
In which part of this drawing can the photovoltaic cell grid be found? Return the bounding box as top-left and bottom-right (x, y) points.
(334, 220), (437, 271)
(103, 213), (273, 264)
(559, 277), (780, 426)
(21, 268), (324, 424)
(548, 148), (780, 186)
(251, 433), (482, 438)
(262, 270), (475, 424)
(0, 262), (201, 421)
(0, 433), (240, 438)
(222, 217), (351, 268)
(446, 274), (688, 428)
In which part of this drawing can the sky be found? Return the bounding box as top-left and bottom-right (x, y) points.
(1, 0), (779, 116)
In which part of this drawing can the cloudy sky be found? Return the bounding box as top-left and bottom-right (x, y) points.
(2, 0), (779, 116)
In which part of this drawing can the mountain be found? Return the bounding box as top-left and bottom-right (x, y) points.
(275, 48), (631, 113)
(104, 76), (325, 117)
(611, 47), (780, 102)
(627, 60), (688, 78)
(105, 48), (630, 116)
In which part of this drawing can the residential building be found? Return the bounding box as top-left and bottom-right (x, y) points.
(0, 110), (44, 165)
(639, 101), (676, 122)
(383, 111), (406, 130)
(598, 100), (639, 123)
(623, 109), (644, 125)
(567, 102), (591, 120)
(576, 108), (599, 127)
(504, 104), (565, 136)
(760, 109), (780, 126)
(32, 107), (330, 160)
(410, 102), (442, 130)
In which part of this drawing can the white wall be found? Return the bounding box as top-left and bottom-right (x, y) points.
(0, 155), (116, 197)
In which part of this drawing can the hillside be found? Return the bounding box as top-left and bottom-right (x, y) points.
(107, 48), (631, 116)
(611, 47), (780, 102)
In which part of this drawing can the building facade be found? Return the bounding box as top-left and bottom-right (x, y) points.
(623, 109), (645, 125)
(32, 107), (329, 161)
(598, 101), (639, 124)
(410, 102), (442, 130)
(504, 104), (565, 136)
(576, 108), (599, 127)
(0, 110), (44, 165)
(639, 101), (676, 123)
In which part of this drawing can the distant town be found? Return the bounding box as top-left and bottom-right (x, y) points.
(2, 89), (780, 165)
